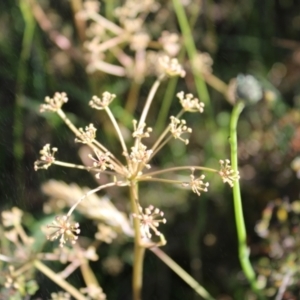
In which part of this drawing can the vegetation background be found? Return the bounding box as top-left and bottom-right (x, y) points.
(1, 0), (300, 299)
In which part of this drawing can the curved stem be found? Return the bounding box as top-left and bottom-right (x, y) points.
(230, 101), (264, 299)
(130, 182), (145, 300)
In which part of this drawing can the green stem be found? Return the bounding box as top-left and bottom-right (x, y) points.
(172, 0), (210, 107)
(229, 101), (264, 298)
(130, 182), (145, 300)
(150, 247), (215, 300)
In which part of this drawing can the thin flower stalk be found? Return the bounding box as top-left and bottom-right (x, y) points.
(136, 74), (165, 132)
(33, 260), (87, 300)
(67, 182), (121, 217)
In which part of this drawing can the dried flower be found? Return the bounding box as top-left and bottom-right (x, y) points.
(132, 205), (166, 238)
(40, 92), (68, 112)
(177, 91), (205, 113)
(34, 144), (58, 171)
(89, 92), (116, 110)
(125, 143), (153, 170)
(169, 116), (192, 144)
(159, 56), (186, 77)
(219, 159), (240, 187)
(75, 123), (97, 144)
(47, 215), (80, 247)
(182, 168), (209, 196)
(89, 150), (114, 178)
(132, 120), (152, 139)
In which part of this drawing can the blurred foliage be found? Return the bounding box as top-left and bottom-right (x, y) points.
(1, 0), (300, 299)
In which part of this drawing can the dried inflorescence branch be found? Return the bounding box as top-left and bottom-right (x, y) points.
(132, 205), (166, 239)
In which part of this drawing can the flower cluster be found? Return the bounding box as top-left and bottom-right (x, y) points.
(218, 159), (240, 187)
(40, 92), (68, 112)
(132, 205), (166, 239)
(169, 116), (192, 144)
(89, 92), (116, 110)
(182, 168), (209, 196)
(159, 56), (186, 77)
(75, 123), (97, 144)
(34, 144), (58, 171)
(177, 91), (205, 113)
(46, 215), (81, 247)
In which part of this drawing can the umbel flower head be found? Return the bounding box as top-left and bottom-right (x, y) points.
(177, 91), (205, 113)
(133, 205), (166, 239)
(34, 144), (58, 171)
(219, 159), (240, 187)
(182, 168), (209, 196)
(40, 92), (68, 112)
(47, 215), (80, 247)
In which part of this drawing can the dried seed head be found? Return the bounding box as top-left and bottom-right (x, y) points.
(34, 144), (58, 171)
(89, 92), (116, 110)
(169, 116), (192, 144)
(219, 159), (240, 187)
(40, 92), (68, 112)
(47, 215), (80, 247)
(75, 123), (97, 144)
(124, 143), (153, 170)
(89, 150), (114, 178)
(177, 91), (205, 113)
(182, 168), (209, 196)
(132, 205), (166, 239)
(132, 120), (152, 139)
(159, 55), (186, 77)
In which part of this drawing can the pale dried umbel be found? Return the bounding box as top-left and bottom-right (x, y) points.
(89, 92), (116, 110)
(34, 144), (58, 170)
(132, 205), (166, 239)
(182, 168), (209, 196)
(177, 91), (205, 113)
(219, 159), (240, 187)
(158, 55), (186, 77)
(47, 215), (80, 248)
(40, 92), (68, 112)
(75, 123), (97, 144)
(169, 116), (192, 144)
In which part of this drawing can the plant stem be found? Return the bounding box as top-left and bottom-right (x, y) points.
(34, 260), (87, 300)
(130, 182), (145, 300)
(229, 101), (264, 298)
(150, 247), (215, 300)
(172, 0), (210, 107)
